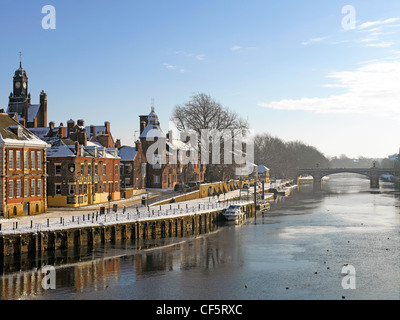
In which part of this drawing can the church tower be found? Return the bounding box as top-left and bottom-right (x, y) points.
(7, 54), (47, 128)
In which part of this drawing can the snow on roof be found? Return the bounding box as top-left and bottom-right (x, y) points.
(258, 165), (269, 173)
(27, 104), (40, 123)
(139, 124), (165, 139)
(46, 139), (75, 158)
(118, 146), (138, 161)
(29, 127), (50, 139)
(0, 115), (49, 148)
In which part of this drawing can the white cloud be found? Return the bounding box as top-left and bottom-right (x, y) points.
(163, 63), (185, 73)
(358, 17), (400, 30)
(301, 37), (328, 46)
(231, 45), (241, 51)
(259, 60), (400, 118)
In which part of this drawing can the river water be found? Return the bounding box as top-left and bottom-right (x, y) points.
(1, 174), (399, 300)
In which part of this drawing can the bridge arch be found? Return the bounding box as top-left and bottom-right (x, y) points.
(296, 168), (397, 189)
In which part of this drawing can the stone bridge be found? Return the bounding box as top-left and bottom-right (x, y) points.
(296, 167), (397, 188)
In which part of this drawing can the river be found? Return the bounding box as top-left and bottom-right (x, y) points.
(1, 174), (399, 300)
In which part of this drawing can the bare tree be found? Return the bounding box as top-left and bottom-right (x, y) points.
(171, 93), (249, 182)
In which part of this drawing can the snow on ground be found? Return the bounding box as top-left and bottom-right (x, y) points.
(0, 180), (289, 236)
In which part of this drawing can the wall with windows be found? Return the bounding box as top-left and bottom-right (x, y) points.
(1, 147), (47, 217)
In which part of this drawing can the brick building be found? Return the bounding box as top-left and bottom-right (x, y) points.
(0, 113), (49, 217)
(34, 119), (121, 208)
(139, 107), (205, 189)
(118, 141), (147, 198)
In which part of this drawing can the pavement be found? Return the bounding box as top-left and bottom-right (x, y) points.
(0, 180), (293, 235)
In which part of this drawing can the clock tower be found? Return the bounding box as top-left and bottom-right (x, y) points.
(7, 54), (47, 128)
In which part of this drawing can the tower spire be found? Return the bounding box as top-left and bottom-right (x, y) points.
(19, 51), (22, 68)
(151, 97), (155, 112)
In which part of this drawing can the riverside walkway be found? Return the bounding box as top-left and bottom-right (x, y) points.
(0, 180), (290, 236)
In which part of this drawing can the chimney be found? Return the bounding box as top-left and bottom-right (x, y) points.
(136, 140), (142, 152)
(115, 139), (121, 149)
(77, 119), (85, 127)
(140, 121), (146, 134)
(67, 119), (75, 137)
(39, 91), (47, 127)
(0, 108), (4, 113)
(168, 130), (173, 142)
(90, 125), (96, 138)
(49, 121), (55, 130)
(75, 141), (80, 155)
(104, 121), (110, 134)
(59, 123), (66, 138)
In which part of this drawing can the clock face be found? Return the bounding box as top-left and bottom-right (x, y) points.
(68, 164), (75, 173)
(22, 82), (26, 89)
(15, 82), (21, 89)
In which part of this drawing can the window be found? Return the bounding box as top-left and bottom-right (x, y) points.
(83, 184), (88, 194)
(31, 179), (36, 197)
(103, 182), (107, 192)
(115, 165), (118, 175)
(37, 152), (42, 170)
(154, 175), (160, 184)
(24, 179), (29, 197)
(94, 183), (98, 193)
(94, 164), (98, 175)
(37, 179), (42, 196)
(88, 164), (91, 174)
(31, 151), (35, 169)
(9, 150), (14, 170)
(24, 150), (28, 169)
(9, 180), (14, 198)
(16, 151), (21, 170)
(115, 182), (118, 192)
(78, 184), (83, 194)
(103, 164), (106, 175)
(55, 164), (61, 175)
(81, 164), (84, 175)
(69, 184), (76, 195)
(55, 184), (61, 195)
(16, 180), (21, 198)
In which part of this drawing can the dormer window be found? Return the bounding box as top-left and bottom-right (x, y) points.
(8, 125), (23, 137)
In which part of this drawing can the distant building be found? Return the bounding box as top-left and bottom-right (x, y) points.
(0, 113), (49, 217)
(6, 61), (47, 128)
(257, 165), (270, 183)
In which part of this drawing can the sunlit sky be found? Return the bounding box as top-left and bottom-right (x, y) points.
(1, 0), (400, 159)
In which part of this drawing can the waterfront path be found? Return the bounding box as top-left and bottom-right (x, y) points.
(0, 180), (291, 236)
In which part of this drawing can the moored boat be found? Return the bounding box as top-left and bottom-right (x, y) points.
(223, 205), (245, 221)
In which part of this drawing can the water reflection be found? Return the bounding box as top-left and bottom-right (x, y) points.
(1, 174), (400, 300)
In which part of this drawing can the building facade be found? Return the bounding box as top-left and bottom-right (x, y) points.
(139, 107), (205, 189)
(0, 113), (49, 217)
(42, 119), (121, 207)
(118, 141), (147, 195)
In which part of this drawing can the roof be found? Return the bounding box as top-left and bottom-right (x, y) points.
(0, 114), (49, 148)
(29, 127), (51, 139)
(44, 137), (120, 159)
(118, 146), (138, 161)
(27, 104), (40, 123)
(139, 123), (165, 139)
(258, 165), (270, 173)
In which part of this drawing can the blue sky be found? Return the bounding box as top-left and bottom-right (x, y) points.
(1, 0), (400, 158)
